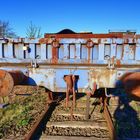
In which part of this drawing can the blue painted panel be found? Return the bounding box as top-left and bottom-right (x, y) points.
(98, 44), (104, 60)
(111, 44), (116, 58)
(75, 44), (81, 59)
(92, 45), (98, 60)
(70, 44), (75, 59)
(41, 44), (47, 60)
(0, 43), (3, 58)
(29, 44), (35, 59)
(47, 45), (52, 59)
(28, 68), (55, 91)
(55, 68), (89, 89)
(36, 44), (41, 58)
(63, 44), (69, 59)
(104, 44), (111, 57)
(4, 44), (8, 58)
(58, 44), (64, 59)
(135, 45), (140, 60)
(81, 44), (87, 59)
(116, 45), (123, 59)
(7, 43), (14, 58)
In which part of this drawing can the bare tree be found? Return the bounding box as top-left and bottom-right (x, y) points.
(26, 21), (42, 38)
(0, 20), (17, 38)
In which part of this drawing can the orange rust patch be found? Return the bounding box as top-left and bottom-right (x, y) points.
(116, 59), (121, 67)
(0, 70), (7, 77)
(39, 38), (48, 44)
(0, 70), (14, 97)
(52, 47), (58, 64)
(45, 33), (123, 39)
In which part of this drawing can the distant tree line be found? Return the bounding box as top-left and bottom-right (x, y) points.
(26, 21), (42, 38)
(0, 20), (42, 38)
(0, 20), (17, 38)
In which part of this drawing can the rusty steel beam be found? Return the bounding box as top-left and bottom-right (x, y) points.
(0, 70), (25, 97)
(44, 33), (123, 39)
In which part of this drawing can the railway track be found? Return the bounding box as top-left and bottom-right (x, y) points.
(25, 93), (116, 140)
(1, 86), (139, 140)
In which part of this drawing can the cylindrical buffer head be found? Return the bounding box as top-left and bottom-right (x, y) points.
(121, 72), (140, 100)
(0, 70), (25, 97)
(0, 70), (14, 97)
(9, 71), (25, 85)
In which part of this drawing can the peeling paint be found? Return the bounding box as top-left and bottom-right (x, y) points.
(1, 31), (140, 94)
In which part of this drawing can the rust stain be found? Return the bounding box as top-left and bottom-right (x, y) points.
(52, 39), (59, 48)
(0, 70), (6, 77)
(86, 39), (93, 63)
(52, 47), (58, 64)
(116, 59), (121, 67)
(124, 38), (129, 44)
(121, 44), (124, 60)
(98, 38), (101, 44)
(39, 38), (48, 44)
(86, 39), (94, 48)
(45, 33), (124, 39)
(51, 39), (59, 64)
(90, 69), (116, 88)
(130, 44), (136, 51)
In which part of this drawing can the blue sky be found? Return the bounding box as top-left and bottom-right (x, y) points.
(1, 0), (140, 37)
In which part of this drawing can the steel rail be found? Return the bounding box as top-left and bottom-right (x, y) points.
(24, 103), (50, 140)
(103, 103), (116, 140)
(24, 94), (62, 140)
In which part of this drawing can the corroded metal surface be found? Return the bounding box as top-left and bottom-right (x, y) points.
(94, 94), (116, 140)
(9, 70), (25, 85)
(0, 70), (14, 97)
(1, 30), (140, 98)
(103, 102), (116, 140)
(0, 30), (140, 64)
(120, 72), (140, 99)
(0, 70), (25, 97)
(63, 75), (78, 107)
(89, 69), (117, 88)
(0, 29), (139, 140)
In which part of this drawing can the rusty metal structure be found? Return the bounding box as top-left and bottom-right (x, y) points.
(0, 29), (140, 98)
(0, 70), (25, 97)
(63, 74), (79, 108)
(1, 29), (140, 139)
